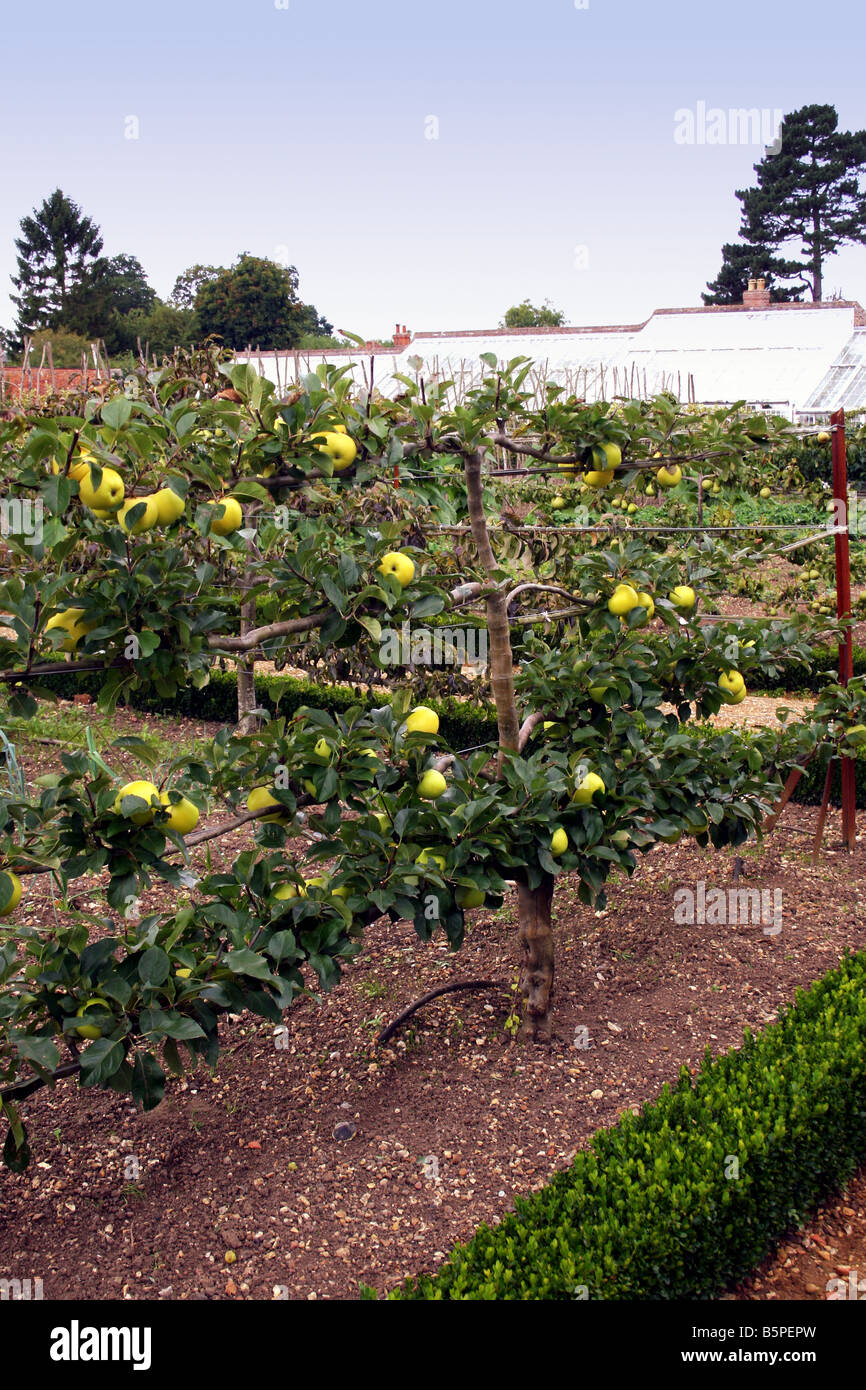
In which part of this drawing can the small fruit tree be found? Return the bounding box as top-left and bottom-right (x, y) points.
(0, 355), (829, 1168)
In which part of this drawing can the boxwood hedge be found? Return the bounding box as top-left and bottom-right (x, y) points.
(17, 662), (866, 807)
(386, 949), (866, 1300)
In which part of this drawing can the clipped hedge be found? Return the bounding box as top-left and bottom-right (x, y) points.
(26, 666), (501, 753)
(388, 950), (866, 1300)
(16, 664), (866, 806)
(757, 643), (866, 694)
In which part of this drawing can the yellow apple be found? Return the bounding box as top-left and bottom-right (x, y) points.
(416, 848), (447, 872)
(75, 998), (109, 1039)
(598, 442), (622, 469)
(117, 496), (159, 535)
(153, 487), (186, 524)
(52, 457), (90, 482)
(669, 585), (696, 609)
(718, 670), (745, 697)
(209, 497), (243, 536)
(274, 883), (299, 901)
(817, 431), (831, 443)
(45, 608), (95, 652)
(550, 828), (568, 856)
(113, 780), (160, 824)
(455, 886), (485, 909)
(79, 466), (125, 511)
(608, 583), (640, 616)
(418, 769), (447, 800)
(656, 465), (682, 488)
(246, 786), (291, 824)
(405, 706), (439, 735)
(378, 552), (416, 587)
(312, 430), (357, 472)
(636, 592), (655, 619)
(0, 871), (22, 916)
(582, 468), (615, 488)
(551, 495), (567, 510)
(759, 486), (771, 500)
(573, 771), (606, 805)
(159, 793), (200, 835)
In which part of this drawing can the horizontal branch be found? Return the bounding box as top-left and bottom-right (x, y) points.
(0, 657), (127, 685)
(207, 610), (332, 652)
(518, 711), (546, 752)
(505, 581), (591, 610)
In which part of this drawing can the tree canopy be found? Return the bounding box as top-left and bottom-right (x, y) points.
(501, 299), (567, 329)
(704, 104), (866, 303)
(11, 189), (103, 339)
(194, 254), (332, 349)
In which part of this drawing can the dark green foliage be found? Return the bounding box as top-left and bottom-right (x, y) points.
(24, 653), (866, 807)
(702, 240), (803, 306)
(11, 189), (104, 340)
(734, 104), (866, 302)
(390, 950), (866, 1299)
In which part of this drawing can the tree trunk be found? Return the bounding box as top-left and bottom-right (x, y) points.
(517, 876), (555, 1043)
(463, 445), (555, 1039)
(812, 206), (822, 302)
(236, 592), (259, 735)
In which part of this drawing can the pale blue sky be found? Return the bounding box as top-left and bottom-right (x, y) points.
(2, 0), (865, 339)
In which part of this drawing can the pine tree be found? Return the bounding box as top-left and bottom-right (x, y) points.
(11, 190), (103, 336)
(738, 104), (866, 301)
(702, 242), (804, 305)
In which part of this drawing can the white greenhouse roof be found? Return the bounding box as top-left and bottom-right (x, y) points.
(238, 300), (866, 418)
(802, 328), (866, 414)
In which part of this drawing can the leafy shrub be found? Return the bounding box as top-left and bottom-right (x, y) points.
(389, 950), (866, 1299)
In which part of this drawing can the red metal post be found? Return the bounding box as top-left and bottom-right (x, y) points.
(831, 408), (856, 849)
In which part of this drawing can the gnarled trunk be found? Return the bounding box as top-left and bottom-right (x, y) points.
(517, 877), (555, 1043)
(463, 445), (555, 1040)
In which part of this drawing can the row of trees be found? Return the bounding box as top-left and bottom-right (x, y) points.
(703, 104), (866, 305)
(3, 191), (335, 361)
(0, 350), (853, 1170)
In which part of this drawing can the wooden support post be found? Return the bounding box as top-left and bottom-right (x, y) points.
(764, 765), (806, 833)
(831, 408), (856, 850)
(812, 760), (835, 863)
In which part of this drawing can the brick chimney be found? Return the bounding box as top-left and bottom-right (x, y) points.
(742, 277), (771, 309)
(393, 323), (411, 349)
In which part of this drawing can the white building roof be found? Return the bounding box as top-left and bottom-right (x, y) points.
(238, 300), (866, 418)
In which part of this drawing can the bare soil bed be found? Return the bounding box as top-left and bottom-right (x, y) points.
(2, 699), (865, 1301)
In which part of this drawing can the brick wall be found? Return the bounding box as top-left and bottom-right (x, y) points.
(0, 365), (102, 401)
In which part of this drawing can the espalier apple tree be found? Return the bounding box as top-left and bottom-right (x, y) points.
(0, 355), (838, 1169)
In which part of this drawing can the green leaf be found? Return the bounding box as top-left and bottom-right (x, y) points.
(101, 396), (133, 430)
(131, 1051), (166, 1111)
(225, 948), (277, 982)
(14, 1036), (60, 1071)
(138, 947), (171, 986)
(79, 1038), (126, 1086)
